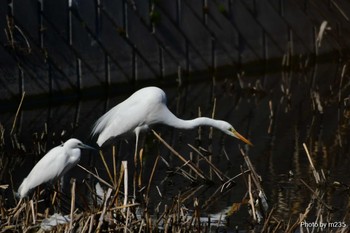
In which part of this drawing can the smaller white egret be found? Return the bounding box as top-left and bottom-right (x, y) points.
(92, 86), (252, 153)
(17, 138), (95, 199)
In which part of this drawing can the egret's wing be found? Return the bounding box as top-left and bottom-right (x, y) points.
(18, 146), (68, 197)
(92, 98), (150, 146)
(92, 87), (169, 146)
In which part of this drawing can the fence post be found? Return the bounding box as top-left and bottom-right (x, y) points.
(68, 0), (73, 45)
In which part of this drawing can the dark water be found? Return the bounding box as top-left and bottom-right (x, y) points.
(0, 60), (349, 230)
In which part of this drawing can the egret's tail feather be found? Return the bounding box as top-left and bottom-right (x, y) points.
(91, 106), (118, 140)
(91, 111), (112, 137)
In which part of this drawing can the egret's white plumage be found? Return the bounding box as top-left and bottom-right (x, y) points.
(18, 138), (94, 198)
(92, 86), (252, 148)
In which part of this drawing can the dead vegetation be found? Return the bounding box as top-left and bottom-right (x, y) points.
(0, 125), (348, 233)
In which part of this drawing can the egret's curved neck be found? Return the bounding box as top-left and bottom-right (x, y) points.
(160, 109), (221, 130)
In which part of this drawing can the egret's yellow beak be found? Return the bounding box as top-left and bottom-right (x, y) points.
(231, 129), (253, 146)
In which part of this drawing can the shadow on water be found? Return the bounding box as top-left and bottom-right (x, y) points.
(0, 56), (350, 231)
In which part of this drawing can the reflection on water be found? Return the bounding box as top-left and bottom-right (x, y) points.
(0, 59), (349, 230)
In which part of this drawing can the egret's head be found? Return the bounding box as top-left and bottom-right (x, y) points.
(218, 121), (253, 146)
(64, 138), (96, 150)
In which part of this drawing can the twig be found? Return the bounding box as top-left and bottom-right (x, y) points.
(113, 145), (117, 185)
(220, 169), (250, 192)
(239, 147), (263, 191)
(78, 164), (113, 189)
(188, 143), (228, 181)
(138, 148), (144, 187)
(146, 155), (160, 200)
(10, 92), (25, 135)
(122, 161), (128, 209)
(286, 202), (313, 233)
(99, 150), (114, 186)
(81, 214), (93, 232)
(30, 200), (36, 224)
(96, 188), (112, 232)
(302, 143), (320, 184)
(97, 203), (139, 213)
(152, 130), (208, 181)
(299, 179), (332, 210)
(248, 175), (256, 221)
(261, 207), (275, 233)
(122, 161), (129, 233)
(69, 179), (76, 231)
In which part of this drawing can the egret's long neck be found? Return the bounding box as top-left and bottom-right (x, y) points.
(159, 109), (221, 130)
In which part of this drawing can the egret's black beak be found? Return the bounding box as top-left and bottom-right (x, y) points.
(79, 143), (98, 151)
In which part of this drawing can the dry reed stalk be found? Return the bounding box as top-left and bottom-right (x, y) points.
(160, 202), (175, 230)
(80, 214), (92, 232)
(339, 64), (346, 102)
(178, 185), (204, 205)
(208, 98), (217, 180)
(138, 148), (144, 188)
(302, 143), (320, 184)
(220, 169), (250, 192)
(96, 188), (112, 232)
(51, 190), (58, 206)
(248, 174), (257, 222)
(156, 185), (162, 197)
(145, 155), (160, 201)
(240, 148), (264, 192)
(124, 203), (130, 233)
(10, 91), (25, 135)
(24, 201), (30, 227)
(133, 152), (138, 201)
(331, 0), (349, 21)
(188, 143), (227, 181)
(138, 219), (145, 233)
(299, 179), (332, 210)
(286, 202), (313, 233)
(173, 160), (197, 182)
(240, 165), (249, 193)
(152, 130), (208, 181)
(239, 148), (268, 224)
(78, 165), (113, 189)
(193, 198), (200, 231)
(106, 162), (126, 210)
(202, 184), (231, 210)
(273, 221), (283, 233)
(69, 178), (76, 231)
(12, 202), (26, 226)
(8, 198), (23, 216)
(268, 100), (274, 134)
(88, 213), (94, 233)
(113, 166), (125, 206)
(112, 145), (117, 185)
(261, 207), (275, 233)
(222, 147), (230, 161)
(98, 203), (139, 213)
(99, 150), (114, 186)
(122, 161), (128, 209)
(29, 200), (36, 225)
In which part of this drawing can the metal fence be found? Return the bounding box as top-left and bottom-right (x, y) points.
(0, 0), (349, 100)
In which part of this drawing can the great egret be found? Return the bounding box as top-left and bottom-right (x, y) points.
(18, 138), (95, 199)
(92, 86), (252, 152)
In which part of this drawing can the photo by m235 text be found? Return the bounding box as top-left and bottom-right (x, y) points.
(301, 221), (347, 229)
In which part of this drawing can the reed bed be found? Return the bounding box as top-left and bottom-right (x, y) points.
(1, 66), (350, 232)
(1, 127), (348, 233)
